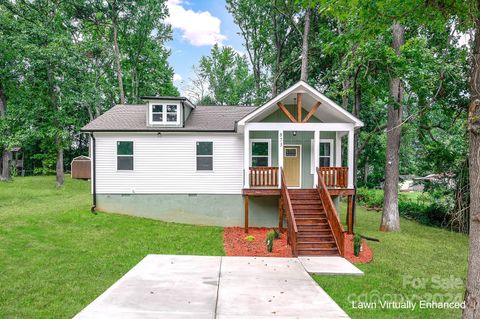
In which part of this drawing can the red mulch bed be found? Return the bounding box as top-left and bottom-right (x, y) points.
(223, 227), (373, 263)
(343, 234), (374, 264)
(224, 227), (292, 257)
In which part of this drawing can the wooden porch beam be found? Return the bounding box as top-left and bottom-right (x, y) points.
(297, 93), (302, 122)
(277, 102), (297, 123)
(244, 195), (249, 233)
(302, 101), (321, 123)
(347, 195), (354, 234)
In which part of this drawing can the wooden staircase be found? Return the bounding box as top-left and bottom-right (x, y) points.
(289, 189), (340, 256)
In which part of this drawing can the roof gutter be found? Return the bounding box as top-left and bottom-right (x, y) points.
(80, 129), (236, 133)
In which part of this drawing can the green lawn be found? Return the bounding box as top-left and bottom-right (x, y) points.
(0, 176), (224, 318)
(315, 203), (468, 318)
(0, 177), (469, 318)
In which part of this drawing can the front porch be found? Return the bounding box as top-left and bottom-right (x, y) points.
(242, 124), (356, 191)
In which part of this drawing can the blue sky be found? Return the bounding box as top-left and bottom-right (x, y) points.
(165, 0), (244, 94)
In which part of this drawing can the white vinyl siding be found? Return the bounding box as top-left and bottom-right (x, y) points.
(95, 132), (243, 194)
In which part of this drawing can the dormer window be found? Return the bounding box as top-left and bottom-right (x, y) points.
(152, 105), (164, 122)
(166, 105), (178, 122)
(150, 103), (180, 125)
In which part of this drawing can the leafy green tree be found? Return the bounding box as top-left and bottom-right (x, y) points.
(196, 44), (255, 105)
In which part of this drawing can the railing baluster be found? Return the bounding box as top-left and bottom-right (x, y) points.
(248, 167), (280, 188)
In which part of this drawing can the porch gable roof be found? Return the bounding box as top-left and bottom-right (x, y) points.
(237, 81), (364, 128)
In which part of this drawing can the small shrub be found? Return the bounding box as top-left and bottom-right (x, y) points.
(266, 230), (276, 252)
(273, 229), (280, 239)
(356, 188), (384, 208)
(244, 235), (255, 241)
(353, 234), (362, 257)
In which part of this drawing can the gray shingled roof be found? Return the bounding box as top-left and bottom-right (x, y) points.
(81, 104), (258, 132)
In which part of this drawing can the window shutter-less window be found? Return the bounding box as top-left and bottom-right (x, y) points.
(196, 142), (213, 170)
(117, 141), (134, 170)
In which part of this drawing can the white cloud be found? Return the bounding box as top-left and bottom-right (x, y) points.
(173, 73), (183, 82)
(166, 0), (227, 46)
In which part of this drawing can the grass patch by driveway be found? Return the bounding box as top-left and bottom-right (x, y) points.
(314, 203), (468, 319)
(0, 176), (224, 318)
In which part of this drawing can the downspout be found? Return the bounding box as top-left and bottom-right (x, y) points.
(90, 133), (97, 214)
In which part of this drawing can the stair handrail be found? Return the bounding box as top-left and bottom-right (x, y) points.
(316, 167), (345, 256)
(281, 168), (298, 256)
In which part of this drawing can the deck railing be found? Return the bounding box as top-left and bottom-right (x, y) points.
(249, 166), (279, 188)
(281, 168), (298, 256)
(317, 168), (345, 256)
(318, 167), (348, 188)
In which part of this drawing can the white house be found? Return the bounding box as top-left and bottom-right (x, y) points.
(82, 81), (363, 256)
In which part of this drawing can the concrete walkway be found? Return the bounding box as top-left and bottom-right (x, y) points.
(75, 255), (359, 319)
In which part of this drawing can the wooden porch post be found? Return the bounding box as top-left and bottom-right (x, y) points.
(347, 195), (354, 234)
(244, 195), (249, 233)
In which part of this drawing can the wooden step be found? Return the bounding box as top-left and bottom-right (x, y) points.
(295, 217), (328, 225)
(297, 233), (335, 242)
(291, 199), (321, 205)
(297, 241), (337, 249)
(292, 204), (323, 210)
(289, 189), (317, 193)
(290, 193), (320, 199)
(297, 247), (339, 256)
(297, 224), (331, 231)
(294, 213), (326, 219)
(294, 208), (324, 214)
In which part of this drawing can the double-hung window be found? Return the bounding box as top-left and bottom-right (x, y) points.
(250, 140), (271, 167)
(311, 139), (334, 173)
(319, 142), (332, 167)
(196, 141), (213, 171)
(117, 141), (134, 170)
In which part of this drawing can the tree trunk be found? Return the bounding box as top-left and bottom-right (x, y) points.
(380, 21), (404, 232)
(112, 14), (125, 104)
(463, 3), (480, 317)
(300, 8), (310, 82)
(0, 83), (10, 181)
(55, 136), (64, 188)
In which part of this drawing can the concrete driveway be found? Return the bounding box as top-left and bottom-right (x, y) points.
(74, 255), (353, 319)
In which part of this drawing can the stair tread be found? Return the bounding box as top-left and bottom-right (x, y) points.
(298, 247), (338, 251)
(298, 240), (336, 244)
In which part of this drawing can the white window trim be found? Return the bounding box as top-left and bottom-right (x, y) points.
(150, 102), (181, 125)
(310, 139), (334, 174)
(116, 141), (134, 172)
(195, 141), (214, 172)
(249, 139), (272, 167)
